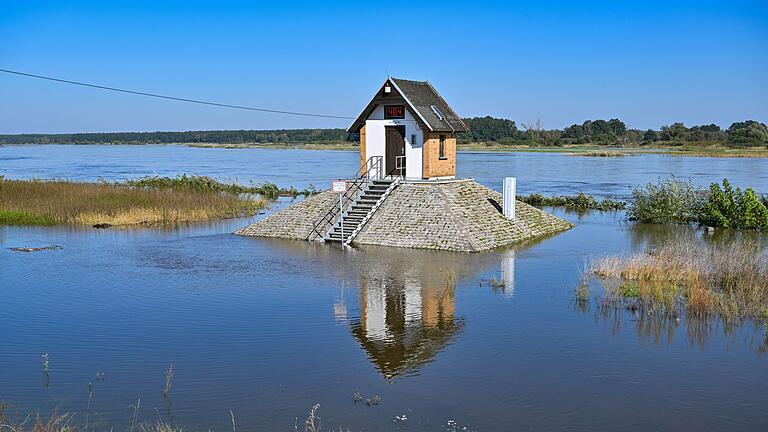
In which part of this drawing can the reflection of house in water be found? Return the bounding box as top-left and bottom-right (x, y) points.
(334, 244), (529, 379)
(249, 239), (534, 377)
(350, 264), (462, 380)
(337, 245), (513, 379)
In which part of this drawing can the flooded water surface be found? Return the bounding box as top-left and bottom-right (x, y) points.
(1, 145), (767, 431)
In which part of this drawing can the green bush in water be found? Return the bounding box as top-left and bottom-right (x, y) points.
(627, 177), (703, 224)
(628, 177), (768, 230)
(700, 179), (768, 230)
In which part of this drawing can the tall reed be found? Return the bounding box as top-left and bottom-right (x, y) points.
(0, 180), (264, 226)
(589, 239), (768, 322)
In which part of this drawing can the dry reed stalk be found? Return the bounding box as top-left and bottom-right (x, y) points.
(589, 239), (768, 321)
(163, 364), (174, 398)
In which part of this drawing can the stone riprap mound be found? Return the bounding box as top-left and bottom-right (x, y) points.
(235, 190), (338, 239)
(236, 180), (573, 252)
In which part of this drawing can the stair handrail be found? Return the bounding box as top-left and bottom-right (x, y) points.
(306, 156), (383, 241)
(342, 177), (401, 246)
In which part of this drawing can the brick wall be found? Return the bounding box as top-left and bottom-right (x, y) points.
(422, 132), (456, 179)
(359, 125), (367, 175)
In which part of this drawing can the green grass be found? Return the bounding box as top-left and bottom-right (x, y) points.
(125, 175), (315, 198)
(519, 192), (627, 211)
(0, 210), (58, 226)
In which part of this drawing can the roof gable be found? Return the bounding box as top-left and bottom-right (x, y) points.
(347, 78), (468, 133)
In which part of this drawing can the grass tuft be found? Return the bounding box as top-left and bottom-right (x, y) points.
(588, 239), (768, 322)
(0, 210), (58, 226)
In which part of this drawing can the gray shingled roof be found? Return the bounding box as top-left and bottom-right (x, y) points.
(348, 78), (469, 133)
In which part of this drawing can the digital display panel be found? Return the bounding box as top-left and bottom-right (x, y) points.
(384, 105), (405, 119)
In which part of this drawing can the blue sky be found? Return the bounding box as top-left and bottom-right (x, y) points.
(1, 0), (766, 133)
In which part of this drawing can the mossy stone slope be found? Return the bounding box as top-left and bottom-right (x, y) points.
(235, 190), (337, 239)
(236, 180), (573, 252)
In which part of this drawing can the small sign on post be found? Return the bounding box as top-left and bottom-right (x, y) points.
(332, 180), (347, 194)
(332, 180), (348, 244)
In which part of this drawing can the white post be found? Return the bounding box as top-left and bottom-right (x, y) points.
(503, 177), (516, 220)
(339, 193), (344, 243)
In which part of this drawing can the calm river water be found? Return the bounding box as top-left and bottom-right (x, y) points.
(1, 145), (767, 431)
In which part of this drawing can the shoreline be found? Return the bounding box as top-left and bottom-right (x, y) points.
(3, 142), (768, 157)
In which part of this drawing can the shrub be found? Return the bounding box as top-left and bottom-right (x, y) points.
(627, 177), (703, 223)
(700, 179), (768, 229)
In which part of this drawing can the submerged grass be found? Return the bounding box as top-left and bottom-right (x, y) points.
(0, 403), (183, 432)
(567, 150), (628, 157)
(587, 239), (768, 323)
(519, 192), (627, 211)
(0, 179), (265, 227)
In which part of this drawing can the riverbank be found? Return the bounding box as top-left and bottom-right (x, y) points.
(0, 179), (266, 227)
(457, 142), (768, 157)
(4, 141), (768, 157)
(189, 142), (768, 158)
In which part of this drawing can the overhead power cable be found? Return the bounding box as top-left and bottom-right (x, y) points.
(0, 68), (355, 120)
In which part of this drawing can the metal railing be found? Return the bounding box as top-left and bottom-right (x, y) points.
(306, 156), (383, 241)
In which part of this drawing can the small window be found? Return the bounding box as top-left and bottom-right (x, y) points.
(411, 134), (417, 146)
(431, 105), (445, 121)
(439, 134), (446, 159)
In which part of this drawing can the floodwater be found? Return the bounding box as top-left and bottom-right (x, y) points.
(1, 145), (767, 431)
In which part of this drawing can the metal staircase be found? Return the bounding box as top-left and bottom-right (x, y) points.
(324, 177), (400, 244)
(306, 156), (401, 245)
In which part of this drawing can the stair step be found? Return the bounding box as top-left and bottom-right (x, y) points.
(320, 175), (399, 244)
(334, 220), (362, 226)
(340, 216), (364, 222)
(333, 224), (361, 231)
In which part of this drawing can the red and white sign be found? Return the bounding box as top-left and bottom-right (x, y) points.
(332, 180), (347, 193)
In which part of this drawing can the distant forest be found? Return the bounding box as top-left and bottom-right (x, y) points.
(459, 117), (768, 147)
(2, 118), (767, 147)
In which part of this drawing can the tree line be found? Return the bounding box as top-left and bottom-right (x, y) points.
(459, 117), (768, 147)
(1, 118), (766, 147)
(0, 129), (356, 145)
